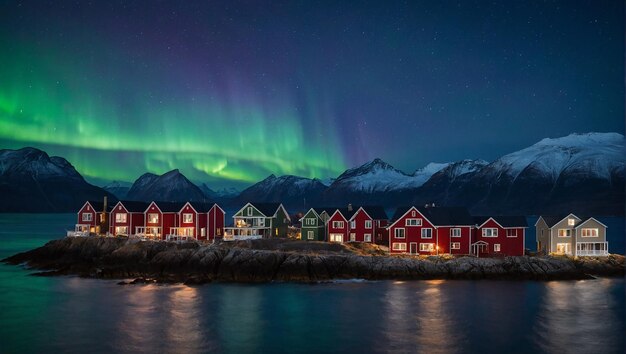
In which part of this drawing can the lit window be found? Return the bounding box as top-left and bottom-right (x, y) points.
(451, 242), (461, 250)
(350, 233), (356, 241)
(392, 243), (407, 251)
(506, 229), (517, 237)
(394, 228), (405, 238)
(183, 213), (193, 223)
(148, 213), (159, 223)
(421, 228), (432, 239)
(450, 228), (461, 237)
(419, 243), (434, 251)
(115, 213), (127, 223)
(581, 228), (598, 237)
(494, 244), (501, 252)
(568, 218), (576, 226)
(558, 229), (571, 237)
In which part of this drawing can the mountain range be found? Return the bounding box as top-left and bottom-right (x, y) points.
(1, 132), (623, 215)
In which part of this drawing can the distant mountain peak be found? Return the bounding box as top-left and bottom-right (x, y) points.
(127, 169), (208, 202)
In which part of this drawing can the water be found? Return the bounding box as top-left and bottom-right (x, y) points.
(0, 214), (624, 353)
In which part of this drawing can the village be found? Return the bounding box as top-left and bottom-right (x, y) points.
(69, 197), (610, 258)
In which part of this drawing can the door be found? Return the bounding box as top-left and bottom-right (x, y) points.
(410, 242), (418, 254)
(556, 243), (571, 255)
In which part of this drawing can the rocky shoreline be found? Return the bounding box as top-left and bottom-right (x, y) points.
(3, 237), (624, 284)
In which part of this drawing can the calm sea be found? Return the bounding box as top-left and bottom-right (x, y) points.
(0, 214), (624, 354)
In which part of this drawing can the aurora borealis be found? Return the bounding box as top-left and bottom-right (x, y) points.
(1, 1), (623, 189)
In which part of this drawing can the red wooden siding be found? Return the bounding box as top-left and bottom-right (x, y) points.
(349, 209), (374, 243)
(474, 219), (525, 256)
(327, 212), (349, 243)
(208, 206), (225, 240)
(388, 208), (437, 255)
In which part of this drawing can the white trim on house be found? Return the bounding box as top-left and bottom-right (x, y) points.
(393, 242), (407, 251)
(450, 228), (461, 237)
(421, 228), (433, 239)
(574, 217), (608, 229)
(387, 207), (436, 230)
(394, 228), (406, 239)
(481, 228), (498, 237)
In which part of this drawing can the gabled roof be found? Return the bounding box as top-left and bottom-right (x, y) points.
(415, 206), (474, 226)
(474, 216), (528, 228)
(351, 205), (388, 221)
(183, 201), (213, 213)
(331, 207), (358, 220)
(574, 217), (608, 229)
(250, 202), (282, 217)
(539, 214), (582, 228)
(313, 207), (336, 215)
(153, 201), (185, 213)
(85, 200), (113, 212)
(116, 200), (149, 212)
(390, 206), (413, 223)
(299, 208), (320, 221)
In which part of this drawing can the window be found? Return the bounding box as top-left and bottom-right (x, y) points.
(482, 228), (498, 237)
(581, 228), (598, 237)
(567, 218), (576, 226)
(506, 229), (517, 237)
(494, 244), (501, 252)
(451, 242), (460, 250)
(365, 220), (372, 229)
(350, 221), (356, 229)
(392, 243), (407, 251)
(258, 218), (265, 227)
(330, 234), (343, 242)
(421, 228), (432, 239)
(183, 213), (193, 223)
(115, 213), (127, 223)
(82, 213), (92, 222)
(305, 218), (316, 226)
(247, 207), (252, 216)
(419, 243), (434, 251)
(350, 233), (356, 241)
(275, 228), (278, 236)
(201, 228), (206, 237)
(406, 219), (422, 226)
(411, 211), (416, 217)
(450, 228), (461, 237)
(307, 231), (314, 240)
(364, 234), (371, 242)
(558, 229), (571, 237)
(332, 221), (344, 228)
(394, 228), (405, 239)
(217, 228), (221, 236)
(148, 213), (159, 223)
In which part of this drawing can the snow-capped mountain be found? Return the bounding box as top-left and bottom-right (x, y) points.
(415, 133), (624, 215)
(199, 183), (240, 200)
(0, 147), (115, 212)
(126, 169), (209, 203)
(411, 162), (451, 185)
(103, 180), (132, 199)
(236, 174), (328, 207)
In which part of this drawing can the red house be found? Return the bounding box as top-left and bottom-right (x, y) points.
(109, 201), (148, 236)
(137, 201), (183, 240)
(387, 206), (474, 255)
(326, 207), (356, 243)
(472, 216), (527, 257)
(72, 200), (112, 236)
(168, 202), (211, 241)
(208, 204), (225, 241)
(348, 206), (388, 243)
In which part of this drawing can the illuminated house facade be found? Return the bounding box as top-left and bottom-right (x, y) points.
(224, 202), (291, 240)
(535, 214), (608, 256)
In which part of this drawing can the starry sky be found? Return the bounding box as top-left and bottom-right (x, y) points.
(0, 1), (623, 189)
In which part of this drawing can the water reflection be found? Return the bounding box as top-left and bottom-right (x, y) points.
(381, 280), (463, 354)
(535, 279), (623, 353)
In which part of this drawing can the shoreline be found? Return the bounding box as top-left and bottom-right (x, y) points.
(3, 237), (624, 284)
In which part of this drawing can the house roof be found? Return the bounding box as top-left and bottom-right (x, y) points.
(86, 200), (113, 212)
(251, 202), (283, 217)
(153, 201), (186, 212)
(416, 206), (474, 226)
(117, 201), (149, 212)
(474, 216), (528, 228)
(539, 214), (587, 228)
(328, 207), (357, 220)
(357, 205), (388, 220)
(312, 207), (336, 215)
(185, 201), (213, 213)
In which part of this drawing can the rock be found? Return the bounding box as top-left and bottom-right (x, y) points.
(2, 237), (624, 283)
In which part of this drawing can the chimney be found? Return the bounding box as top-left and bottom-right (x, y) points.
(347, 203), (353, 212)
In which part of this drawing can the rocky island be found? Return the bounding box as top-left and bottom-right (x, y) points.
(3, 237), (624, 284)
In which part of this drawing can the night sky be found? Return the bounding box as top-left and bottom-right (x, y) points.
(1, 1), (623, 189)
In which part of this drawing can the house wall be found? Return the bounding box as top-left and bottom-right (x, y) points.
(130, 213), (144, 234)
(327, 213), (349, 243)
(208, 207), (224, 240)
(549, 216), (580, 255)
(437, 226), (472, 255)
(374, 220), (389, 245)
(350, 209), (374, 243)
(145, 203), (163, 237)
(574, 219), (607, 255)
(388, 208), (437, 255)
(301, 210), (325, 241)
(272, 209), (290, 238)
(162, 213), (177, 240)
(535, 218), (551, 254)
(179, 204), (198, 239)
(475, 219), (524, 256)
(77, 203), (98, 227)
(110, 204), (129, 234)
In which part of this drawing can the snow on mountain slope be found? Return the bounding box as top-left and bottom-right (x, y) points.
(485, 132), (624, 181)
(329, 158), (448, 192)
(127, 169), (208, 202)
(238, 174), (327, 202)
(0, 147), (83, 180)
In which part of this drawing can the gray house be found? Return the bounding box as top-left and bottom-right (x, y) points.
(535, 214), (608, 256)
